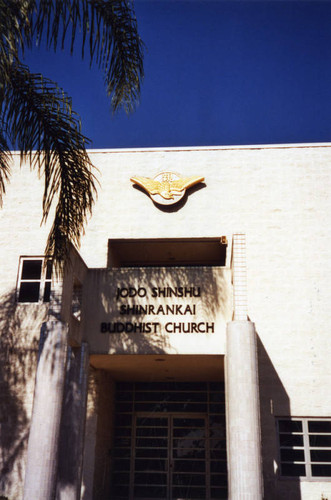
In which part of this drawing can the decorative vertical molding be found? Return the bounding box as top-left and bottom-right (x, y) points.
(232, 233), (248, 321)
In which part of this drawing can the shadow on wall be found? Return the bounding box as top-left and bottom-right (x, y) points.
(85, 265), (230, 354)
(56, 346), (88, 500)
(0, 289), (64, 498)
(257, 334), (301, 500)
(84, 370), (115, 500)
(0, 290), (47, 497)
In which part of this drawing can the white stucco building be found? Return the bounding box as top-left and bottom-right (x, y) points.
(1, 143), (331, 500)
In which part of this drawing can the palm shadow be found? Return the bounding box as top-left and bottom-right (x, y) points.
(0, 290), (46, 497)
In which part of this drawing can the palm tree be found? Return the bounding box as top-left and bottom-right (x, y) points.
(0, 0), (143, 272)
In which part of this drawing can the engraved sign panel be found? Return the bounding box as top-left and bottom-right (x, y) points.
(83, 267), (231, 355)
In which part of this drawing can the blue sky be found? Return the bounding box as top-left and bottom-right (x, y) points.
(22, 0), (331, 148)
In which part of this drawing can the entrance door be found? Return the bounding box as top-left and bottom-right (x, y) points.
(111, 381), (227, 500)
(133, 414), (207, 499)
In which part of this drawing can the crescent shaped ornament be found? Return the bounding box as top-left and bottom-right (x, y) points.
(130, 171), (205, 206)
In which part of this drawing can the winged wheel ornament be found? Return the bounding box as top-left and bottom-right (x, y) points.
(130, 171), (205, 206)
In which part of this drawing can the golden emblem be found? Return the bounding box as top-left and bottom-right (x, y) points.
(130, 171), (205, 206)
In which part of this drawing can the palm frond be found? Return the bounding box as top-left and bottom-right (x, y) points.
(0, 0), (33, 61)
(91, 0), (144, 112)
(0, 129), (11, 206)
(32, 0), (144, 112)
(3, 62), (96, 273)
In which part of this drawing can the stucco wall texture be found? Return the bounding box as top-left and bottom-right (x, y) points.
(1, 143), (331, 499)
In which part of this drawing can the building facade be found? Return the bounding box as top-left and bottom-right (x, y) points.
(1, 144), (331, 500)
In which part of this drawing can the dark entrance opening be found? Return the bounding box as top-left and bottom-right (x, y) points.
(111, 381), (227, 500)
(108, 238), (228, 268)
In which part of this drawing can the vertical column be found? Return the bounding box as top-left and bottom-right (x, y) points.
(56, 343), (89, 500)
(23, 320), (68, 500)
(225, 234), (263, 500)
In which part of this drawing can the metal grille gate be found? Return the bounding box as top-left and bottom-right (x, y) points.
(111, 381), (227, 499)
